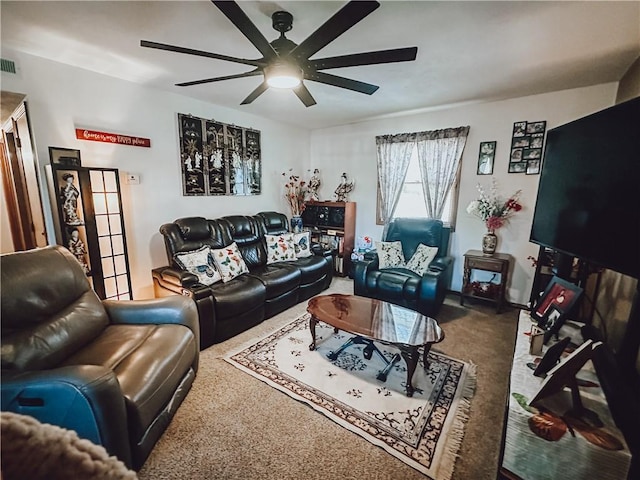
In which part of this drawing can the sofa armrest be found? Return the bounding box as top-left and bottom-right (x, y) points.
(311, 244), (334, 259)
(152, 266), (199, 288)
(1, 365), (131, 467)
(418, 256), (454, 316)
(353, 254), (380, 296)
(104, 297), (200, 364)
(429, 255), (453, 272)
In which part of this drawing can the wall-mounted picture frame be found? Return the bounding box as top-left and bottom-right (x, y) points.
(508, 162), (526, 173)
(527, 121), (547, 134)
(526, 160), (541, 175)
(509, 120), (547, 174)
(177, 113), (261, 196)
(531, 276), (583, 324)
(49, 146), (82, 167)
(477, 141), (496, 175)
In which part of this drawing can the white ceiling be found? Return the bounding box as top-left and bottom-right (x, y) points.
(1, 1), (639, 130)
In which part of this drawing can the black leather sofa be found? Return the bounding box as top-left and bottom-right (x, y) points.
(353, 218), (453, 317)
(1, 245), (199, 470)
(153, 211), (333, 349)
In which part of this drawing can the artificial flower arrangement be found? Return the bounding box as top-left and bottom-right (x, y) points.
(466, 179), (523, 232)
(282, 170), (307, 217)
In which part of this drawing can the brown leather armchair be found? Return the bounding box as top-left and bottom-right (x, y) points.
(1, 245), (199, 470)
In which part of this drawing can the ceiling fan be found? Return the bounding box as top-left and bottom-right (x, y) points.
(141, 0), (418, 107)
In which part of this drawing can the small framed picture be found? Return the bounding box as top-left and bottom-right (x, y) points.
(510, 148), (523, 162)
(49, 146), (81, 167)
(531, 276), (583, 323)
(508, 161), (526, 173)
(526, 159), (541, 175)
(512, 136), (530, 148)
(530, 133), (544, 149)
(477, 141), (496, 175)
(527, 121), (547, 134)
(523, 148), (541, 160)
(512, 121), (527, 137)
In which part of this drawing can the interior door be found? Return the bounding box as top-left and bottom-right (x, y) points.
(1, 100), (47, 250)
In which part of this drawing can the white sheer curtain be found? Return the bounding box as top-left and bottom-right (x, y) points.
(375, 133), (416, 230)
(415, 126), (470, 219)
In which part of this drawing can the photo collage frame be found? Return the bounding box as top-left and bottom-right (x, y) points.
(509, 120), (546, 174)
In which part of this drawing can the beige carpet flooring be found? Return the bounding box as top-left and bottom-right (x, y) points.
(138, 278), (518, 480)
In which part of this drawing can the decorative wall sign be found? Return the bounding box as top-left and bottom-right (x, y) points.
(75, 129), (151, 148)
(178, 113), (261, 196)
(477, 141), (496, 175)
(509, 120), (546, 174)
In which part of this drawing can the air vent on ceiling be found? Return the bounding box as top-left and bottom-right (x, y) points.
(1, 58), (17, 74)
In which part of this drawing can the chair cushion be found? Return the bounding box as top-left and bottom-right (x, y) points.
(60, 324), (196, 440)
(405, 244), (439, 276)
(210, 274), (266, 319)
(375, 241), (406, 269)
(249, 264), (301, 299)
(174, 246), (221, 286)
(265, 234), (297, 264)
(293, 232), (313, 258)
(210, 242), (249, 282)
(365, 269), (421, 301)
(292, 256), (331, 285)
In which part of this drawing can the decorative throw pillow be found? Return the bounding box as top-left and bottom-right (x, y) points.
(405, 244), (439, 276)
(265, 234), (297, 264)
(292, 231), (312, 258)
(375, 241), (406, 269)
(210, 242), (249, 282)
(174, 246), (221, 286)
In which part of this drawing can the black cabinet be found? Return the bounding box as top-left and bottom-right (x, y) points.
(47, 164), (132, 300)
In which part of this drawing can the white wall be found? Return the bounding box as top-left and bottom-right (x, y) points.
(1, 50), (311, 298)
(309, 84), (618, 306)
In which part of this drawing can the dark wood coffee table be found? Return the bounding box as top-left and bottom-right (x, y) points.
(307, 294), (444, 397)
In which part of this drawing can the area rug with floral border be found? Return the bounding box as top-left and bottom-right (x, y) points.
(224, 312), (477, 479)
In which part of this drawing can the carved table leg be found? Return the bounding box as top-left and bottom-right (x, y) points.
(422, 343), (433, 370)
(400, 346), (419, 397)
(461, 264), (471, 306)
(309, 316), (318, 351)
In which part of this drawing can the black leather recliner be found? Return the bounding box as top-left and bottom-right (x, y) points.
(353, 218), (453, 317)
(1, 245), (199, 470)
(153, 211), (333, 349)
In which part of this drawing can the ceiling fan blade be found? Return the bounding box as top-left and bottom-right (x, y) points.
(240, 82), (269, 105)
(291, 1), (380, 61)
(310, 47), (418, 70)
(211, 1), (277, 61)
(305, 71), (379, 95)
(141, 40), (262, 67)
(293, 84), (317, 107)
(176, 70), (262, 87)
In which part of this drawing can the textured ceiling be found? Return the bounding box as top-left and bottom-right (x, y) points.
(1, 1), (639, 129)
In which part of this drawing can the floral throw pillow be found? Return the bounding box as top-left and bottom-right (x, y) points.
(210, 242), (249, 282)
(292, 231), (312, 258)
(406, 244), (439, 276)
(375, 241), (406, 269)
(265, 234), (297, 264)
(174, 246), (222, 286)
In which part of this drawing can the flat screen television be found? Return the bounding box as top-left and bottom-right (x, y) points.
(530, 97), (640, 279)
(530, 97), (640, 473)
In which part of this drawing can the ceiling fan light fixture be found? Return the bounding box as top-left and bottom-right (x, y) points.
(265, 62), (302, 89)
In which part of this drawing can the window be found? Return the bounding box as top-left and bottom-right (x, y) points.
(379, 146), (459, 227)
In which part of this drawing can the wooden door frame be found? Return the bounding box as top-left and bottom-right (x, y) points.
(1, 114), (39, 250)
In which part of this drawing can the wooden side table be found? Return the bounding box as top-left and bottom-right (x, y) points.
(460, 249), (511, 313)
